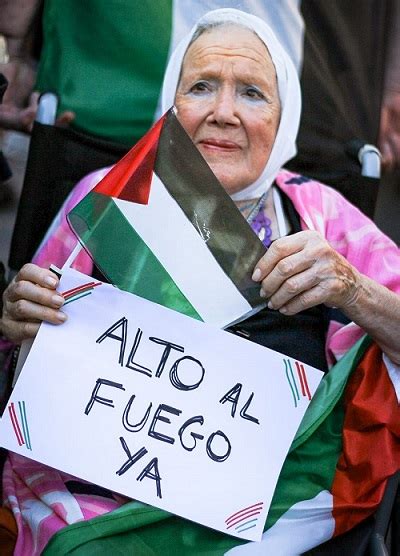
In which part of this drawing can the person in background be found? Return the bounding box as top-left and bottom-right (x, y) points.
(286, 0), (400, 222)
(0, 0), (304, 270)
(0, 0), (303, 139)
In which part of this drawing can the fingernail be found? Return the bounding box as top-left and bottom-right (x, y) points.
(280, 307), (287, 314)
(260, 288), (266, 298)
(267, 301), (273, 309)
(52, 295), (65, 307)
(57, 312), (68, 322)
(252, 268), (261, 281)
(45, 276), (57, 288)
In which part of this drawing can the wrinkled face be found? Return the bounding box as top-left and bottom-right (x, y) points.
(175, 25), (281, 195)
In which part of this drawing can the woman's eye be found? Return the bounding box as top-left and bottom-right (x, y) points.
(190, 81), (210, 94)
(244, 87), (265, 100)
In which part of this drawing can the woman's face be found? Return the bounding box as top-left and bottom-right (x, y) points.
(175, 25), (281, 195)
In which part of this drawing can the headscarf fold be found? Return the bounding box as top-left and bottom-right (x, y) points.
(160, 8), (302, 201)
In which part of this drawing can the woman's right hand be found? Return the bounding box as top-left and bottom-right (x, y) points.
(0, 263), (67, 344)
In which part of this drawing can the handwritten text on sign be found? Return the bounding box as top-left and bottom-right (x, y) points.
(0, 268), (323, 542)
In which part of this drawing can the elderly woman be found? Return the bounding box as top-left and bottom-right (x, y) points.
(1, 8), (400, 556)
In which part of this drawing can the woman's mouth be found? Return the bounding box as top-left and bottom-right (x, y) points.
(199, 139), (241, 152)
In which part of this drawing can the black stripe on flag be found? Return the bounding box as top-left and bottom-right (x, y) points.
(155, 109), (266, 308)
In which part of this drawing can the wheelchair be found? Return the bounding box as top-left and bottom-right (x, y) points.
(1, 105), (399, 556)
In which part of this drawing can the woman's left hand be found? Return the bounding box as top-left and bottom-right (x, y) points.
(252, 230), (361, 314)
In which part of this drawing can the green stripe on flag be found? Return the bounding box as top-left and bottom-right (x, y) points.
(68, 191), (201, 320)
(291, 335), (371, 449)
(265, 335), (372, 530)
(42, 501), (242, 556)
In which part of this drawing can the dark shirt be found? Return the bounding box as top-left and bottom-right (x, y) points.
(228, 190), (329, 373)
(0, 74), (7, 103)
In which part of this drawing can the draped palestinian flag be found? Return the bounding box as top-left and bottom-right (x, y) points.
(42, 337), (400, 555)
(67, 108), (266, 328)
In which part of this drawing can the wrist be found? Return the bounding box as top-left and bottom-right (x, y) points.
(339, 268), (367, 316)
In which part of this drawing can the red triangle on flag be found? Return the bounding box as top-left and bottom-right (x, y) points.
(94, 114), (166, 205)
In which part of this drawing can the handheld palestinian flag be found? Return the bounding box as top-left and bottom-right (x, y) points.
(42, 337), (400, 555)
(67, 108), (266, 328)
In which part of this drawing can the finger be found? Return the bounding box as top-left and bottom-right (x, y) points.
(19, 322), (41, 340)
(4, 264), (64, 313)
(1, 319), (41, 344)
(56, 111), (75, 127)
(277, 284), (329, 316)
(266, 266), (320, 309)
(6, 279), (65, 309)
(20, 106), (38, 133)
(28, 91), (40, 110)
(16, 263), (60, 290)
(7, 298), (67, 324)
(252, 233), (306, 282)
(259, 250), (317, 299)
(0, 105), (30, 131)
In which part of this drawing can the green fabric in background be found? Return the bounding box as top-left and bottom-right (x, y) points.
(68, 191), (201, 320)
(36, 0), (173, 145)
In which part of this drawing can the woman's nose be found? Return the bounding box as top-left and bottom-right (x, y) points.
(208, 89), (240, 126)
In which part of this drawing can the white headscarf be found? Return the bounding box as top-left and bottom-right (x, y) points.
(160, 8), (302, 201)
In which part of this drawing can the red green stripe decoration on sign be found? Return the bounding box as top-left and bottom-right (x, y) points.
(67, 109), (266, 328)
(42, 337), (400, 555)
(61, 281), (102, 306)
(284, 358), (312, 407)
(8, 401), (32, 451)
(225, 502), (264, 533)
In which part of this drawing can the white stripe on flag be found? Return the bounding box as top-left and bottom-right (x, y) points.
(115, 173), (252, 327)
(383, 353), (400, 404)
(225, 490), (334, 556)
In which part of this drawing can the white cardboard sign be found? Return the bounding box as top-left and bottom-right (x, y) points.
(0, 268), (323, 541)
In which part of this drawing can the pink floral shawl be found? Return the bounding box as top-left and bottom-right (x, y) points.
(4, 168), (400, 555)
